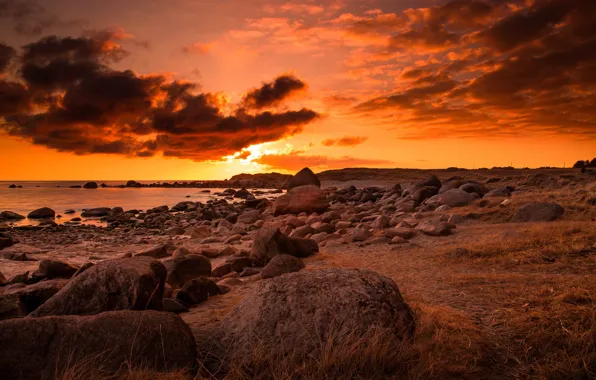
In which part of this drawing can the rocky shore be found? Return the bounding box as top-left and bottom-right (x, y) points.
(1, 167), (595, 379)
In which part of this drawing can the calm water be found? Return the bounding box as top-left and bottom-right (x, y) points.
(0, 181), (274, 226)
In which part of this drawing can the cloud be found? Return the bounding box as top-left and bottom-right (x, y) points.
(242, 74), (307, 110)
(255, 151), (392, 172)
(0, 42), (16, 73)
(322, 136), (368, 147)
(0, 0), (85, 35)
(0, 33), (320, 161)
(181, 42), (212, 55)
(347, 0), (596, 140)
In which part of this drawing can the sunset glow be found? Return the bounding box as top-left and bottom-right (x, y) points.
(1, 0), (595, 179)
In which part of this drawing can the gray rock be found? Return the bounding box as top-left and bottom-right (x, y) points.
(273, 185), (329, 215)
(30, 257), (166, 317)
(261, 254), (305, 279)
(511, 202), (564, 222)
(0, 310), (196, 380)
(163, 254), (212, 289)
(202, 269), (415, 366)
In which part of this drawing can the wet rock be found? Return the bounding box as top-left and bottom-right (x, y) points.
(163, 254), (212, 289)
(286, 167), (320, 190)
(0, 211), (25, 220)
(273, 185), (329, 215)
(510, 202), (564, 222)
(261, 254), (305, 279)
(81, 207), (111, 217)
(0, 310), (196, 380)
(64, 209), (75, 214)
(30, 257), (166, 317)
(27, 208), (55, 219)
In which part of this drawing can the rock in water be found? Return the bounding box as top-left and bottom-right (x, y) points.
(81, 207), (111, 217)
(510, 202), (565, 222)
(250, 227), (318, 266)
(27, 207), (55, 219)
(0, 211), (25, 220)
(261, 254), (305, 279)
(163, 254), (212, 289)
(286, 167), (321, 190)
(0, 310), (196, 380)
(30, 257), (166, 317)
(273, 185), (329, 215)
(202, 269), (415, 366)
(83, 181), (98, 189)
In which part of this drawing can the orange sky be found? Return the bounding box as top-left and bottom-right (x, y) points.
(0, 0), (595, 180)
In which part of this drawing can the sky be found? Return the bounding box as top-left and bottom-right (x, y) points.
(0, 0), (595, 180)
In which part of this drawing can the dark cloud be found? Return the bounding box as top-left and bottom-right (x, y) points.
(242, 75), (307, 109)
(0, 0), (85, 36)
(0, 42), (16, 73)
(349, 0), (596, 140)
(0, 33), (320, 161)
(322, 136), (368, 147)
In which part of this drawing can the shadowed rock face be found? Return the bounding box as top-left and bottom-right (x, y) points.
(261, 254), (305, 279)
(286, 167), (320, 190)
(0, 279), (69, 319)
(250, 227), (318, 266)
(273, 185), (329, 215)
(511, 202), (565, 222)
(163, 254), (212, 289)
(30, 257), (166, 317)
(0, 310), (197, 380)
(201, 269), (415, 369)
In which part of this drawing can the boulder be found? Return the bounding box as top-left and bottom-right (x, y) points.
(0, 310), (196, 380)
(261, 254), (305, 279)
(426, 188), (478, 208)
(273, 185), (329, 215)
(412, 186), (439, 204)
(30, 257), (166, 317)
(126, 180), (143, 187)
(459, 182), (489, 196)
(202, 269), (415, 365)
(27, 207), (55, 219)
(163, 254), (212, 289)
(0, 211), (25, 220)
(226, 256), (253, 273)
(81, 207), (111, 217)
(250, 227), (318, 266)
(83, 182), (98, 189)
(135, 244), (170, 258)
(415, 175), (441, 189)
(286, 167), (320, 190)
(415, 220), (453, 236)
(0, 232), (14, 250)
(237, 209), (260, 224)
(37, 259), (79, 279)
(0, 279), (69, 319)
(510, 202), (564, 223)
(176, 277), (221, 306)
(485, 187), (513, 198)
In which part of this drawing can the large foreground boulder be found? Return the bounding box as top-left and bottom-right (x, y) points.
(0, 310), (196, 380)
(273, 185), (329, 215)
(250, 227), (318, 266)
(286, 167), (320, 190)
(201, 269), (415, 368)
(30, 257), (166, 317)
(511, 202), (564, 222)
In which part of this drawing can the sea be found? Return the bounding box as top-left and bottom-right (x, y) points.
(0, 181), (276, 226)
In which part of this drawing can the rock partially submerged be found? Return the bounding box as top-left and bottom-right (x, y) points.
(30, 257), (166, 317)
(27, 207), (55, 219)
(0, 310), (196, 380)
